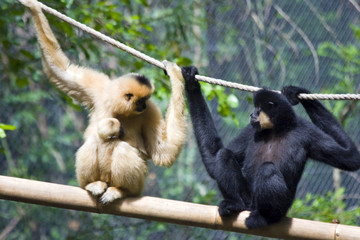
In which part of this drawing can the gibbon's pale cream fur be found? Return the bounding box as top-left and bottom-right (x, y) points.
(76, 118), (147, 203)
(21, 0), (187, 204)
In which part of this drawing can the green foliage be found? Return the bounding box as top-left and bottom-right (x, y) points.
(288, 188), (360, 225)
(0, 124), (16, 139)
(202, 83), (240, 126)
(1, 0), (360, 239)
(318, 26), (360, 124)
(1, 1), (215, 239)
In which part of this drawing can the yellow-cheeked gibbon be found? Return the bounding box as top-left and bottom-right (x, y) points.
(20, 0), (187, 204)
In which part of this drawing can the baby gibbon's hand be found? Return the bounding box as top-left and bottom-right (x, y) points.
(162, 60), (184, 84)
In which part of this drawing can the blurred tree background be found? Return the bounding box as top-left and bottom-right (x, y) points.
(1, 0), (360, 239)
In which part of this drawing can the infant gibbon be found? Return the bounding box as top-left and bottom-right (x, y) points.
(21, 0), (187, 203)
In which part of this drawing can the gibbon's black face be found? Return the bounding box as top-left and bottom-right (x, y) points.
(135, 96), (150, 113)
(251, 89), (295, 132)
(124, 92), (151, 113)
(120, 74), (154, 115)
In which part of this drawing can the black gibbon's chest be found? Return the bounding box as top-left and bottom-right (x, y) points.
(242, 135), (288, 179)
(252, 139), (285, 163)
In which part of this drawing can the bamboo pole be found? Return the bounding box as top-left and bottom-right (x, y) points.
(0, 175), (359, 240)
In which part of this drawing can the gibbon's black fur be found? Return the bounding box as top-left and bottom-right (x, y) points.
(182, 66), (360, 229)
(132, 74), (153, 89)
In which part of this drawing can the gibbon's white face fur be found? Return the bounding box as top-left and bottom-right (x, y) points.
(23, 0), (186, 204)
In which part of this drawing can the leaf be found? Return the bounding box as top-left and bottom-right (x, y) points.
(226, 94), (239, 108)
(120, 0), (131, 5)
(0, 129), (6, 138)
(143, 24), (153, 32)
(15, 77), (30, 88)
(218, 104), (231, 116)
(20, 50), (34, 59)
(135, 0), (148, 6)
(155, 222), (166, 231)
(105, 22), (115, 31)
(201, 83), (213, 98)
(350, 24), (360, 41)
(0, 124), (17, 131)
(317, 42), (338, 57)
(131, 15), (140, 21)
(175, 57), (192, 66)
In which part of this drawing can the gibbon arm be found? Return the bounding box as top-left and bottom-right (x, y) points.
(144, 62), (186, 167)
(302, 98), (360, 170)
(24, 0), (110, 109)
(282, 86), (360, 171)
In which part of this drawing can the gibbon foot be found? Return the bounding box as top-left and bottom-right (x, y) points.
(99, 187), (124, 204)
(85, 181), (107, 196)
(245, 210), (269, 229)
(218, 199), (245, 217)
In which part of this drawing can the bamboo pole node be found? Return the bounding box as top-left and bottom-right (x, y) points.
(334, 224), (340, 240)
(1, 175), (360, 240)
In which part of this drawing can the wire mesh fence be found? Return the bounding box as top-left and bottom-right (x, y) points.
(1, 0), (359, 239)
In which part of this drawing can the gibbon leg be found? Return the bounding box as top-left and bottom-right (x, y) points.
(75, 136), (100, 188)
(245, 162), (291, 229)
(110, 142), (148, 197)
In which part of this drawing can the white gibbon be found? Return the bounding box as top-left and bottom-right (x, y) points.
(20, 0), (187, 204)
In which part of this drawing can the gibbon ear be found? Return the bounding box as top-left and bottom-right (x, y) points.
(125, 93), (134, 101)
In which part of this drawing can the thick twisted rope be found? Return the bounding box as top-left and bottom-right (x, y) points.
(24, 1), (360, 100)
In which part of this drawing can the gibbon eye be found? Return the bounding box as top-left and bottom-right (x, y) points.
(125, 93), (134, 101)
(268, 101), (275, 107)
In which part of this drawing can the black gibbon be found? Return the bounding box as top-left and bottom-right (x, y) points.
(182, 66), (360, 229)
(21, 0), (187, 204)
